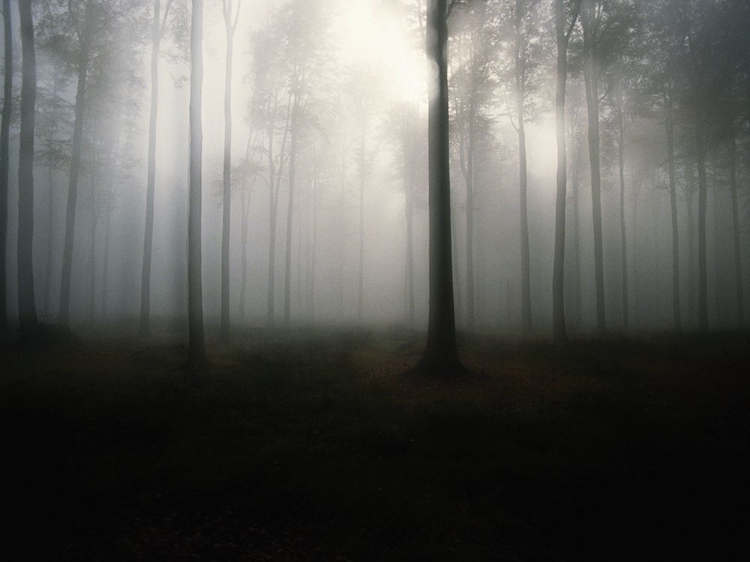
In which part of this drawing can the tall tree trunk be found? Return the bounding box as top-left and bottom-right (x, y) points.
(238, 186), (249, 323)
(101, 204), (111, 320)
(465, 125), (475, 331)
(515, 1), (531, 334)
(616, 83), (629, 330)
(267, 125), (276, 326)
(44, 168), (54, 316)
(87, 172), (98, 322)
(17, 0), (38, 338)
(665, 89), (682, 331)
(59, 11), (92, 327)
(411, 0), (460, 374)
(685, 170), (696, 327)
(311, 177), (318, 320)
(140, 0), (163, 337)
(695, 119), (709, 331)
(186, 0), (207, 371)
(727, 129), (745, 328)
(570, 134), (583, 329)
(220, 0), (238, 343)
(581, 0), (606, 334)
(358, 128), (365, 322)
(405, 121), (415, 326)
(552, 0), (579, 343)
(284, 95), (298, 327)
(0, 0), (11, 340)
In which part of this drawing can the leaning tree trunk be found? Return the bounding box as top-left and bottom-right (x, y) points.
(0, 0), (12, 340)
(186, 0), (207, 371)
(140, 0), (163, 338)
(411, 0), (461, 374)
(665, 89), (682, 331)
(17, 0), (38, 339)
(581, 0), (606, 334)
(59, 38), (91, 327)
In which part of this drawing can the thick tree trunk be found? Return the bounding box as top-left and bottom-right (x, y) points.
(140, 0), (162, 338)
(220, 0), (235, 343)
(727, 131), (745, 328)
(616, 85), (629, 331)
(695, 120), (709, 332)
(665, 91), (682, 331)
(581, 0), (606, 334)
(411, 0), (461, 374)
(186, 0), (207, 371)
(0, 0), (11, 341)
(17, 0), (38, 338)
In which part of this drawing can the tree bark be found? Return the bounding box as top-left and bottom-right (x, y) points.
(581, 0), (606, 334)
(17, 0), (38, 338)
(0, 0), (12, 340)
(411, 0), (461, 374)
(186, 0), (207, 371)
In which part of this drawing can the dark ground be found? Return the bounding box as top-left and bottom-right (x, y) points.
(2, 327), (749, 561)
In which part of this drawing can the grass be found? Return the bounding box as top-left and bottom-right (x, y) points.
(1, 329), (749, 560)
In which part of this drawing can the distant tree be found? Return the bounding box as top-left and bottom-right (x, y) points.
(219, 0), (241, 342)
(186, 0), (207, 371)
(140, 0), (175, 338)
(0, 0), (12, 342)
(410, 0), (462, 375)
(551, 0), (580, 343)
(17, 0), (39, 339)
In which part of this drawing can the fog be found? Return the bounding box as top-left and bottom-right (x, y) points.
(2, 0), (749, 344)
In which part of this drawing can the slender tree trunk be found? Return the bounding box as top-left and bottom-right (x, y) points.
(570, 135), (583, 329)
(411, 0), (460, 374)
(140, 0), (163, 337)
(695, 119), (709, 331)
(727, 130), (745, 328)
(284, 95), (298, 327)
(88, 174), (98, 322)
(405, 122), (415, 326)
(552, 0), (577, 343)
(311, 177), (318, 320)
(44, 168), (54, 316)
(358, 128), (365, 322)
(267, 126), (276, 326)
(238, 186), (249, 323)
(465, 125), (475, 331)
(616, 83), (629, 331)
(186, 0), (207, 371)
(686, 173), (696, 327)
(59, 37), (91, 327)
(220, 0), (236, 343)
(0, 0), (11, 340)
(17, 0), (38, 338)
(515, 2), (531, 334)
(101, 204), (111, 320)
(665, 90), (682, 331)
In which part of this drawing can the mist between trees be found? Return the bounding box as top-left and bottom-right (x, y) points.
(1, 0), (749, 349)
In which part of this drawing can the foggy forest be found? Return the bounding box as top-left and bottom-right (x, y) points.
(2, 0), (749, 559)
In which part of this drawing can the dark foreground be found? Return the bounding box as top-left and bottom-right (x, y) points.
(2, 329), (749, 561)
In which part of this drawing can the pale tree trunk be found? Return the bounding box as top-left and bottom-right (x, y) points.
(44, 168), (55, 316)
(581, 0), (606, 334)
(665, 87), (682, 331)
(220, 0), (240, 342)
(552, 0), (579, 343)
(727, 129), (745, 328)
(186, 0), (207, 371)
(18, 0), (38, 338)
(411, 0), (461, 374)
(284, 93), (299, 327)
(0, 0), (11, 341)
(60, 9), (93, 327)
(615, 82), (629, 330)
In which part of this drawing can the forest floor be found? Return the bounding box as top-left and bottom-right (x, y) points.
(2, 327), (749, 561)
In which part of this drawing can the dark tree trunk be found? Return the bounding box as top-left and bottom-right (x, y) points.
(515, 0), (531, 334)
(411, 0), (461, 374)
(59, 12), (92, 327)
(220, 0), (237, 342)
(0, 0), (12, 341)
(404, 115), (415, 326)
(140, 0), (163, 338)
(581, 0), (606, 334)
(186, 0), (207, 371)
(552, 0), (579, 343)
(695, 119), (709, 331)
(665, 89), (682, 331)
(727, 130), (744, 328)
(464, 126), (475, 331)
(267, 123), (276, 326)
(17, 0), (38, 338)
(616, 83), (629, 331)
(238, 185), (250, 323)
(87, 171), (98, 322)
(685, 170), (696, 326)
